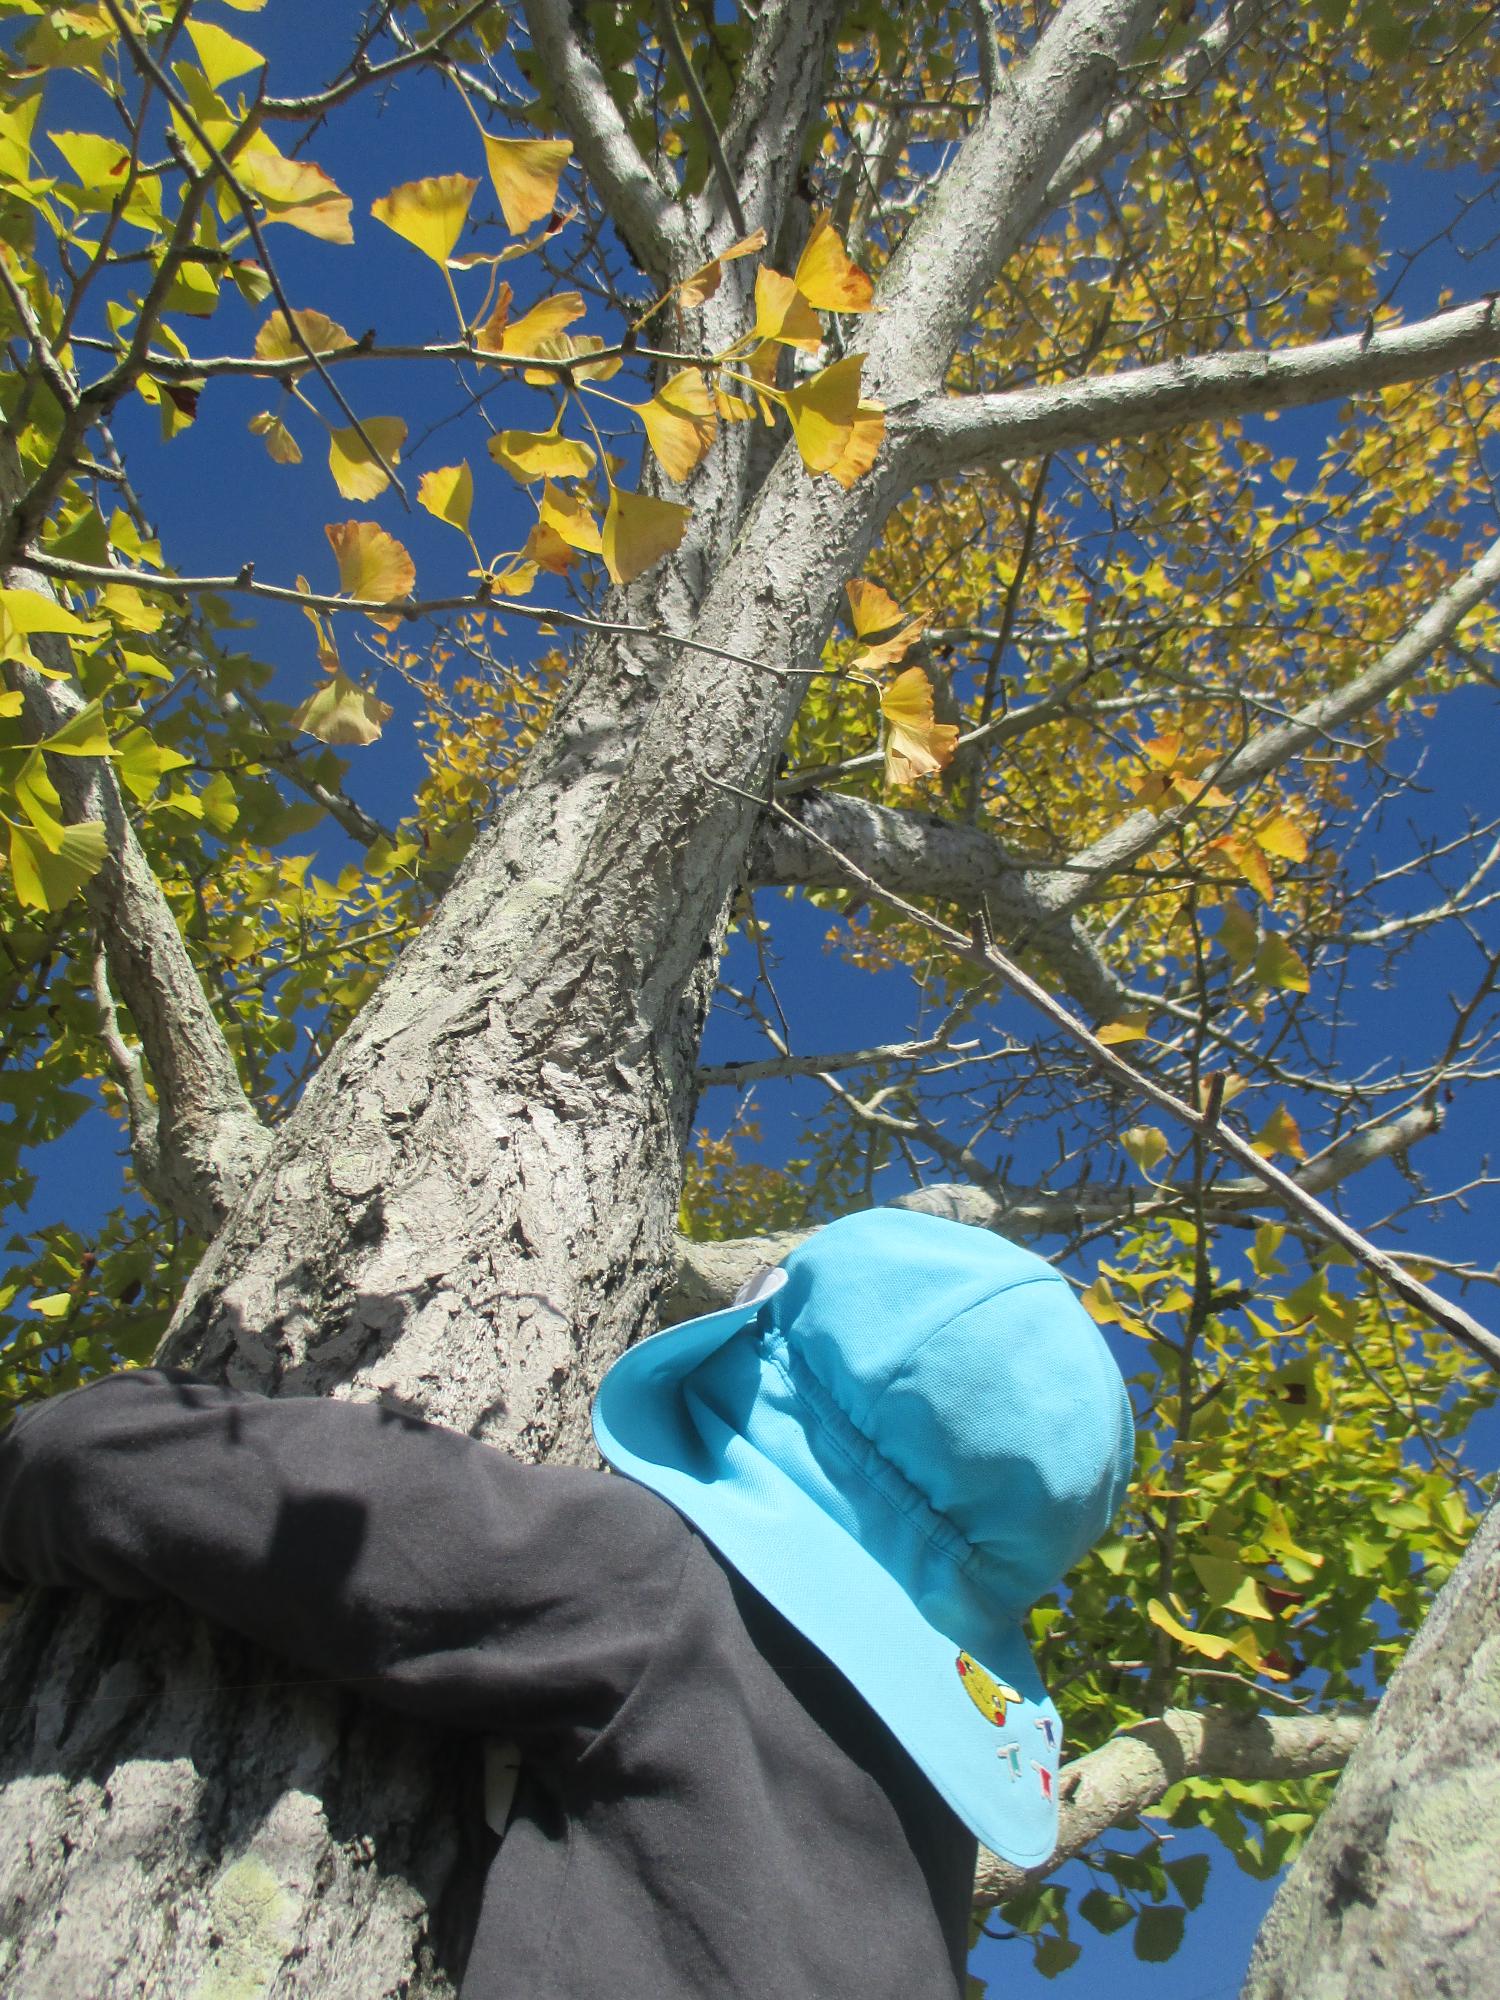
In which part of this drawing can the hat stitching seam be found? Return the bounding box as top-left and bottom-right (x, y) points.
(767, 1272), (1076, 1588)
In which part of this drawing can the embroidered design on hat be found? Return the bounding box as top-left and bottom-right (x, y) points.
(996, 1742), (1022, 1780)
(1033, 1715), (1057, 1748)
(1032, 1760), (1055, 1802)
(956, 1651), (1022, 1725)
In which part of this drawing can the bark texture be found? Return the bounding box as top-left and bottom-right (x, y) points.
(1240, 1497), (1500, 2000)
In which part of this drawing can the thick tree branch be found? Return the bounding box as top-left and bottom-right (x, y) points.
(2, 447), (267, 1237)
(908, 296), (1500, 480)
(521, 0), (698, 282)
(669, 1103), (1443, 1313)
(719, 0), (849, 250)
(864, 0), (1167, 398)
(975, 1707), (1368, 1906)
(1038, 526), (1500, 918)
(749, 788), (1130, 1017)
(654, 0), (746, 237)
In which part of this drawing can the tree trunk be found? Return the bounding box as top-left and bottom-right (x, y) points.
(1240, 1496), (1500, 1998)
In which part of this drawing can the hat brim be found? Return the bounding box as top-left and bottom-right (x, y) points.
(593, 1303), (1062, 1868)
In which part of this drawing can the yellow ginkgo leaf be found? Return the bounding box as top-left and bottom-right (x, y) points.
(1096, 1014), (1150, 1046)
(418, 462), (474, 535)
(635, 369), (717, 483)
(489, 559), (539, 597)
(494, 292), (586, 357)
(852, 620), (924, 676)
(327, 417), (407, 502)
(296, 577), (340, 673)
(784, 352), (864, 474)
(254, 308), (354, 365)
(524, 332), (621, 385)
(827, 400), (886, 489)
(185, 18), (264, 86)
(538, 481), (603, 554)
(482, 134), (572, 234)
(793, 212), (873, 313)
(676, 227), (767, 309)
(488, 425), (596, 484)
(751, 267), (824, 350)
(846, 577), (904, 640)
(602, 489), (690, 585)
(371, 174), (477, 266)
(240, 142), (353, 244)
(289, 670), (394, 747)
(1253, 1105), (1307, 1160)
(248, 410), (301, 463)
(880, 666), (958, 789)
(325, 520), (416, 603)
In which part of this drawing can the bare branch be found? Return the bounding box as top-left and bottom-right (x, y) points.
(521, 0), (698, 282)
(909, 296), (1500, 480)
(975, 1707), (1368, 1906)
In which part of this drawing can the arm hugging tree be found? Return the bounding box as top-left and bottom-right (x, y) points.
(0, 0), (1497, 1991)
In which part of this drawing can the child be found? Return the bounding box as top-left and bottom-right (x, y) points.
(0, 1206), (1132, 1997)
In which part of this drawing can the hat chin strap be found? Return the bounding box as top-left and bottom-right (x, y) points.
(731, 1264), (790, 1308)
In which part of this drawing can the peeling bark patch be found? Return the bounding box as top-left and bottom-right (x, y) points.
(194, 1856), (298, 2000)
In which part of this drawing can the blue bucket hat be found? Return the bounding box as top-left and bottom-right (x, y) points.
(592, 1207), (1134, 1868)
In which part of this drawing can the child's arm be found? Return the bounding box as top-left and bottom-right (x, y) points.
(0, 1368), (689, 1744)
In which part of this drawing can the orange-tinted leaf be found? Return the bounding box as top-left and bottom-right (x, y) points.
(248, 410), (301, 463)
(793, 212), (873, 313)
(327, 417), (407, 501)
(240, 141), (352, 243)
(880, 666), (957, 788)
(371, 174), (477, 266)
(488, 424), (596, 483)
(602, 489), (690, 585)
(418, 462), (474, 534)
(676, 227), (767, 309)
(296, 577), (341, 672)
(784, 352), (864, 474)
(474, 280), (514, 351)
(254, 308), (355, 365)
(538, 481), (603, 554)
(751, 267), (823, 350)
(482, 134), (571, 234)
(522, 519), (576, 574)
(635, 369), (716, 482)
(827, 400), (885, 488)
(289, 670), (394, 746)
(326, 520), (416, 602)
(1253, 1106), (1307, 1160)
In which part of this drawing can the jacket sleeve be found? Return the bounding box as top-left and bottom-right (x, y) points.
(0, 1369), (690, 1750)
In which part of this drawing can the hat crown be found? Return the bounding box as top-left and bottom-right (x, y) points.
(765, 1209), (1133, 1611)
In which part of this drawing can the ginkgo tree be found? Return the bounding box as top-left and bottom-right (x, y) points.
(1, 1), (1499, 1995)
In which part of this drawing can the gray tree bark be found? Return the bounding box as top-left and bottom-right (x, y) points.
(1241, 1496), (1500, 1999)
